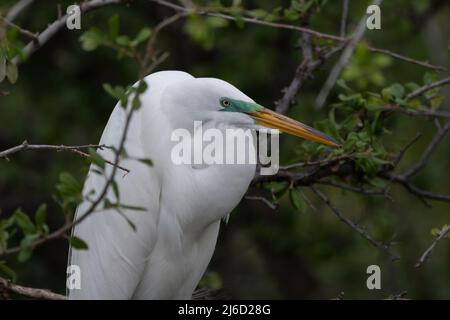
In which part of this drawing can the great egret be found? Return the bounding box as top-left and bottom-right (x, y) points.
(68, 70), (338, 299)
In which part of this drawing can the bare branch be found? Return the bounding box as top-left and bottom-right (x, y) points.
(0, 141), (130, 174)
(416, 223), (450, 267)
(383, 104), (450, 119)
(340, 0), (349, 37)
(245, 196), (278, 210)
(317, 180), (391, 199)
(392, 132), (422, 167)
(2, 91), (139, 256)
(0, 15), (37, 40)
(368, 46), (447, 72)
(0, 276), (65, 300)
(402, 120), (450, 178)
(275, 44), (344, 114)
(5, 0), (34, 22)
(315, 0), (383, 109)
(13, 0), (123, 64)
(150, 0), (345, 41)
(406, 76), (450, 100)
(311, 186), (399, 261)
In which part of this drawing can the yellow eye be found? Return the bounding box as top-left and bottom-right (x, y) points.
(222, 99), (231, 107)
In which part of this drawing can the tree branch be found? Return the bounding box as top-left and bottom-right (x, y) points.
(416, 223), (450, 267)
(0, 276), (65, 300)
(5, 0), (35, 22)
(315, 0), (383, 109)
(0, 141), (130, 174)
(13, 0), (123, 64)
(310, 186), (399, 261)
(406, 76), (450, 100)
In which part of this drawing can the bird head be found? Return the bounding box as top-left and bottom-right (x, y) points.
(218, 97), (340, 147)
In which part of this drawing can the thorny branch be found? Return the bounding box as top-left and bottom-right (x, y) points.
(0, 141), (130, 173)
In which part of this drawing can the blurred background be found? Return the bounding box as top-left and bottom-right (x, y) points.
(0, 0), (449, 299)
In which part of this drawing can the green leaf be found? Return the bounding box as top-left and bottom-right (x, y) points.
(56, 172), (82, 199)
(116, 35), (131, 46)
(103, 83), (128, 106)
(430, 95), (444, 110)
(431, 225), (450, 238)
(206, 17), (229, 28)
(13, 209), (35, 235)
(289, 188), (306, 212)
(0, 57), (6, 82)
(88, 148), (106, 169)
(131, 28), (152, 47)
(108, 15), (120, 39)
(18, 234), (39, 262)
(111, 180), (120, 200)
(247, 9), (268, 19)
(265, 181), (289, 195)
(6, 61), (18, 84)
(18, 247), (32, 262)
(137, 158), (153, 167)
(70, 236), (89, 250)
(35, 204), (47, 229)
(0, 261), (16, 281)
(79, 27), (104, 51)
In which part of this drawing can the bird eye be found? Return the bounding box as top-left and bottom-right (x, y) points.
(222, 99), (231, 107)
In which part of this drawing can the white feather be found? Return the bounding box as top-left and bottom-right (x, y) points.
(68, 71), (256, 299)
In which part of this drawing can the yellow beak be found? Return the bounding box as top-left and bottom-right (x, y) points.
(250, 108), (340, 148)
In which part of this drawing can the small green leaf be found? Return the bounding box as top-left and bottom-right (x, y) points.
(18, 234), (39, 262)
(35, 204), (47, 230)
(79, 27), (104, 51)
(111, 180), (120, 200)
(131, 28), (152, 47)
(289, 188), (306, 212)
(13, 209), (35, 235)
(6, 61), (18, 84)
(88, 148), (106, 169)
(116, 35), (131, 46)
(108, 15), (120, 39)
(70, 236), (89, 250)
(56, 172), (82, 199)
(206, 17), (229, 28)
(0, 57), (6, 82)
(247, 9), (268, 19)
(137, 158), (153, 167)
(0, 261), (16, 281)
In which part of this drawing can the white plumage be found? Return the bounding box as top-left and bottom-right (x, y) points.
(68, 70), (337, 299)
(68, 71), (257, 299)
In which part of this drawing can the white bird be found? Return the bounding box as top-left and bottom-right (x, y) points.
(67, 70), (338, 299)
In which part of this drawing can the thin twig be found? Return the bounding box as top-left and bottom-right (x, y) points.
(315, 0), (383, 109)
(406, 76), (450, 100)
(402, 120), (450, 178)
(0, 276), (65, 300)
(245, 196), (278, 210)
(340, 0), (349, 37)
(317, 180), (391, 199)
(416, 223), (450, 267)
(311, 186), (399, 261)
(13, 0), (123, 65)
(392, 133), (422, 166)
(5, 0), (35, 22)
(2, 99), (138, 256)
(0, 15), (37, 40)
(368, 46), (447, 72)
(0, 141), (130, 174)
